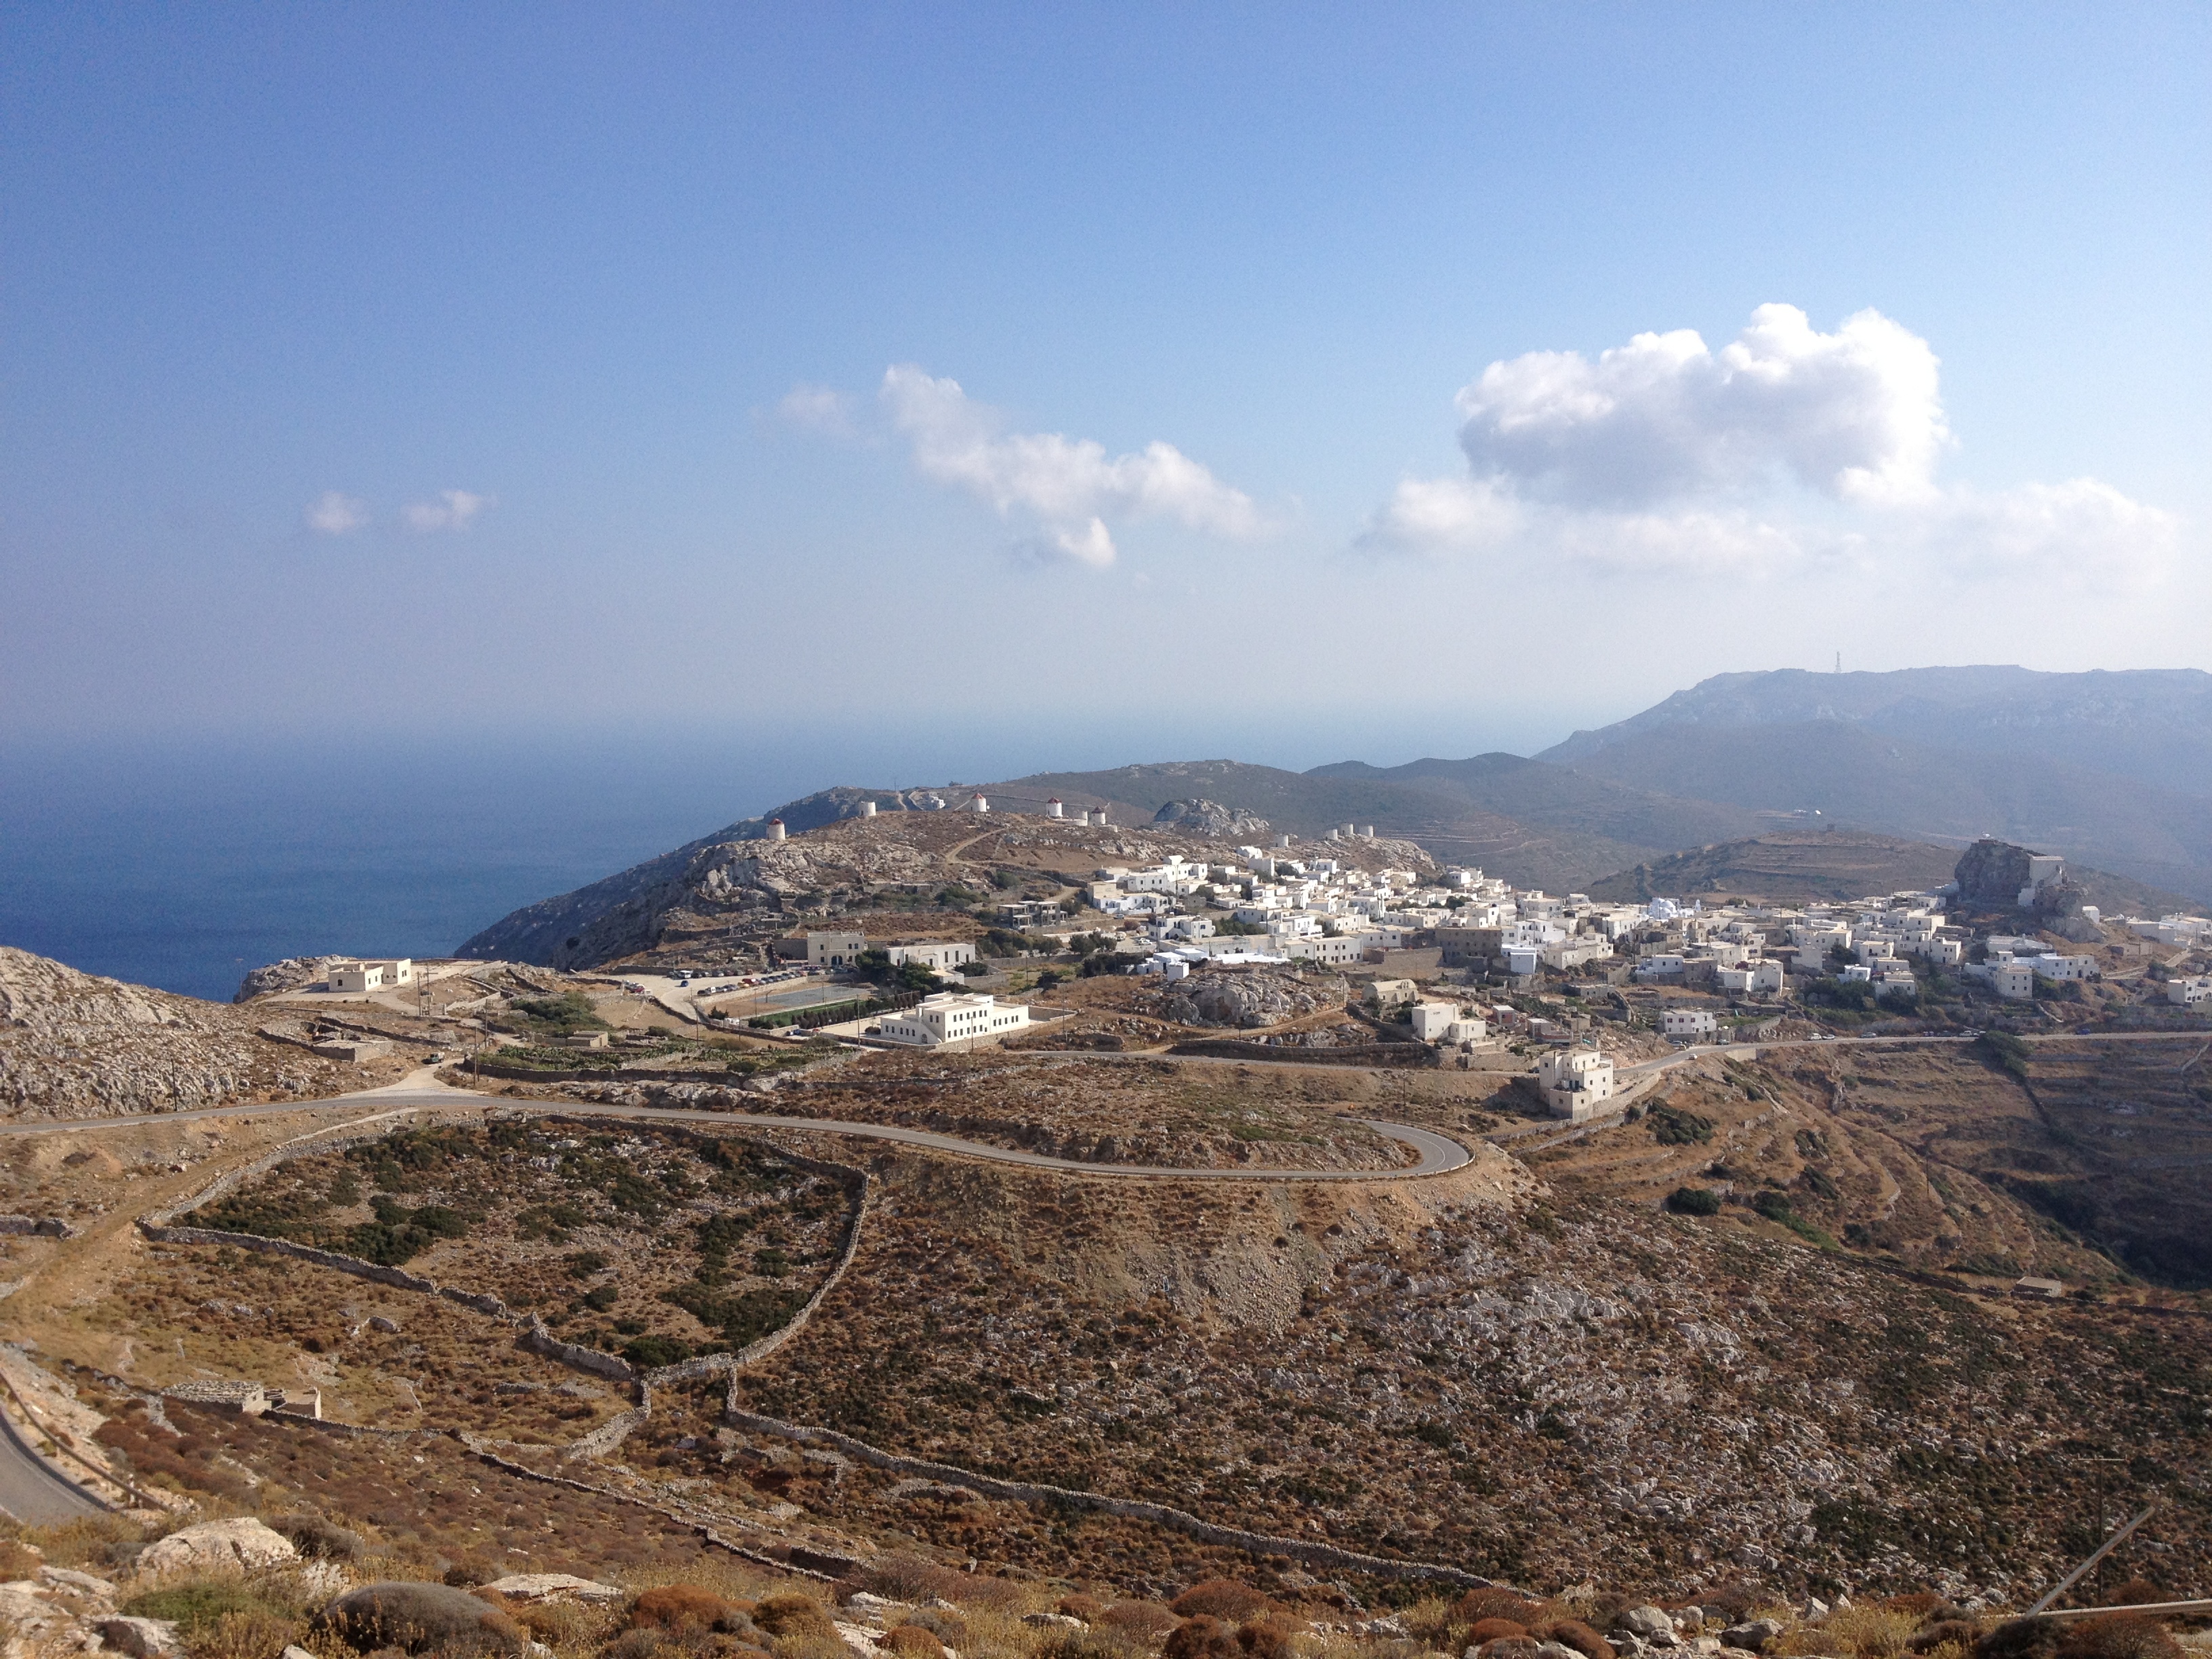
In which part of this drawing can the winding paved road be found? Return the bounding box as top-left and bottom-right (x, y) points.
(0, 1401), (105, 1523)
(0, 1076), (1474, 1181)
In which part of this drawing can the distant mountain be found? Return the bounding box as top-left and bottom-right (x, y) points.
(1544, 665), (2212, 797)
(1539, 668), (2212, 905)
(1305, 752), (1761, 851)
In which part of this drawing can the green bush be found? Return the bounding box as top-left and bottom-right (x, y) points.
(1666, 1187), (1721, 1216)
(1650, 1105), (1715, 1145)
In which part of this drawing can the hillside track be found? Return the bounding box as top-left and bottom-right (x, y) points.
(0, 1080), (1475, 1182)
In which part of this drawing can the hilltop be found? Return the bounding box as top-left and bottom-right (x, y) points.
(1539, 668), (2212, 903)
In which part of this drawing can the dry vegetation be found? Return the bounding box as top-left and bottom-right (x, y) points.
(743, 1054), (1414, 1172)
(186, 1120), (859, 1366)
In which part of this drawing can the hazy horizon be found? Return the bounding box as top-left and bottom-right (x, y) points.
(6, 6), (2207, 747)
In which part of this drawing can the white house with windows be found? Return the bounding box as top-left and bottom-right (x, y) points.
(806, 932), (867, 968)
(876, 992), (1029, 1048)
(1662, 1008), (1719, 1039)
(1537, 1047), (1616, 1122)
(329, 959), (413, 993)
(2167, 975), (2211, 1007)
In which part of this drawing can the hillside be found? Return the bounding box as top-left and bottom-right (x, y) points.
(1544, 665), (2212, 795)
(1583, 830), (1963, 903)
(1544, 718), (2212, 905)
(457, 808), (1435, 971)
(1305, 752), (1762, 852)
(0, 946), (376, 1119)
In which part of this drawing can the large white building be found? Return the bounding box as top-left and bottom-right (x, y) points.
(2168, 976), (2211, 1007)
(876, 992), (1030, 1048)
(806, 932), (867, 967)
(1537, 1048), (1616, 1122)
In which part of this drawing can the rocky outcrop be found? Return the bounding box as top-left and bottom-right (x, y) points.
(0, 947), (342, 1119)
(233, 957), (340, 1003)
(138, 1517), (300, 1574)
(1149, 965), (1349, 1030)
(1151, 799), (1269, 837)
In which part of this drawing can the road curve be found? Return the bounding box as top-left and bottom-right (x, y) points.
(0, 1402), (105, 1523)
(0, 1082), (1473, 1182)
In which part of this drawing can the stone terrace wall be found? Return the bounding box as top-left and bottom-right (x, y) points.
(720, 1401), (1502, 1591)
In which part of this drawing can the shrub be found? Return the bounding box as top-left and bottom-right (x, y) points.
(1911, 1623), (1984, 1656)
(274, 1515), (364, 1561)
(2099, 1582), (2161, 1610)
(1172, 1583), (1271, 1622)
(1650, 1105), (1716, 1145)
(1033, 1633), (1143, 1659)
(1100, 1603), (1182, 1643)
(2057, 1617), (2182, 1659)
(1237, 1616), (1303, 1659)
(631, 1586), (754, 1635)
(123, 1584), (276, 1633)
(1059, 1597), (1109, 1624)
(1454, 1592), (1545, 1627)
(1541, 1621), (1617, 1659)
(752, 1593), (836, 1641)
(0, 1539), (41, 1579)
(312, 1582), (527, 1656)
(1162, 1618), (1245, 1659)
(1473, 1622), (1532, 1643)
(1666, 1187), (1721, 1216)
(881, 1629), (947, 1659)
(1584, 1595), (1638, 1636)
(194, 1607), (301, 1659)
(1810, 1607), (1922, 1659)
(903, 1609), (968, 1647)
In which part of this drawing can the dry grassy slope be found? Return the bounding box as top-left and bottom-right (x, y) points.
(1583, 832), (1961, 904)
(1530, 1041), (2212, 1292)
(747, 1054), (1414, 1172)
(0, 947), (365, 1120)
(726, 1131), (2212, 1604)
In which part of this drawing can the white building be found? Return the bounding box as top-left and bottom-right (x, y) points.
(2027, 953), (2099, 982)
(1662, 1008), (1719, 1039)
(1537, 1048), (1616, 1122)
(876, 992), (1030, 1048)
(2167, 976), (2211, 1007)
(1965, 960), (2036, 1000)
(1408, 1002), (1460, 1041)
(1717, 959), (1786, 995)
(806, 931), (867, 968)
(329, 959), (413, 993)
(885, 940), (975, 973)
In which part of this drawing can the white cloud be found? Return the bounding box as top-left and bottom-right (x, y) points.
(305, 491), (368, 535)
(878, 365), (1259, 566)
(403, 489), (490, 532)
(1365, 304), (2173, 585)
(775, 384), (855, 436)
(1454, 303), (1949, 509)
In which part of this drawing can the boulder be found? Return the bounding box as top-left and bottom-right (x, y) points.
(482, 1574), (624, 1605)
(1623, 1611), (1678, 1642)
(39, 1568), (117, 1601)
(138, 1518), (299, 1574)
(1151, 964), (1349, 1030)
(1724, 1622), (1784, 1654)
(96, 1617), (186, 1659)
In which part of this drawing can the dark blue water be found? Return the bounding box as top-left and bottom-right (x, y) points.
(0, 731), (854, 1003)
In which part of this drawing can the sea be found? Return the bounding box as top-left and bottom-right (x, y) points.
(0, 731), (856, 1004)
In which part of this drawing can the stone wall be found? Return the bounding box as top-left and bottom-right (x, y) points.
(719, 1401), (1502, 1590)
(1166, 1039), (1439, 1069)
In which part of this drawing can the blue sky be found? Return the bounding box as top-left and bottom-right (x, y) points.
(5, 3), (2207, 762)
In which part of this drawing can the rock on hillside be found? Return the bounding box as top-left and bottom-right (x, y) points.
(0, 947), (343, 1119)
(1144, 964), (1348, 1029)
(233, 956), (340, 1004)
(1151, 799), (1270, 836)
